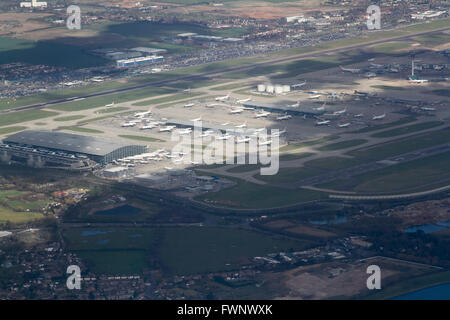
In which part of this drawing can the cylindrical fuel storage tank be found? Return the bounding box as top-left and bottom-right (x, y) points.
(257, 84), (266, 92)
(283, 85), (291, 92)
(266, 85), (274, 93)
(275, 85), (283, 94)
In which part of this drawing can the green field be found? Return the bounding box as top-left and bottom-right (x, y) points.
(348, 129), (450, 160)
(0, 206), (44, 224)
(318, 139), (367, 151)
(0, 37), (109, 69)
(349, 117), (416, 134)
(369, 41), (411, 53)
(118, 135), (165, 143)
(371, 121), (443, 138)
(0, 126), (27, 135)
(158, 227), (312, 275)
(64, 226), (312, 275)
(0, 110), (58, 127)
(320, 151), (450, 193)
(279, 135), (340, 152)
(195, 176), (325, 209)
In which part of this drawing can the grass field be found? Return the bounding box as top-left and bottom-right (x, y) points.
(320, 151), (450, 193)
(371, 121), (443, 138)
(132, 92), (204, 107)
(349, 117), (416, 134)
(0, 110), (58, 127)
(0, 126), (27, 135)
(195, 176), (326, 209)
(63, 226), (312, 275)
(158, 227), (312, 275)
(118, 135), (165, 143)
(318, 139), (367, 151)
(279, 135), (340, 152)
(0, 206), (44, 224)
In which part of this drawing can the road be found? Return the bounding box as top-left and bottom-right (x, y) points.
(2, 25), (450, 115)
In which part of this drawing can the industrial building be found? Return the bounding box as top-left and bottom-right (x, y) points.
(116, 56), (164, 68)
(0, 130), (147, 168)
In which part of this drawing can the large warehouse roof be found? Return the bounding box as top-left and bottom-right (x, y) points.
(3, 130), (138, 156)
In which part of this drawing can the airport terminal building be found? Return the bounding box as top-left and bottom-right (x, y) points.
(0, 130), (147, 168)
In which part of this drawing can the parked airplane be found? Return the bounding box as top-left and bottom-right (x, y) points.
(134, 108), (152, 118)
(354, 113), (364, 118)
(258, 138), (272, 146)
(288, 101), (301, 108)
(236, 137), (251, 143)
(229, 108), (244, 114)
(215, 92), (231, 101)
(272, 128), (286, 137)
(339, 66), (361, 74)
(333, 108), (347, 116)
(121, 122), (136, 127)
(291, 81), (307, 89)
(216, 133), (232, 140)
(221, 122), (230, 126)
(254, 111), (271, 118)
(421, 107), (436, 111)
(338, 123), (351, 128)
(316, 120), (331, 126)
(191, 116), (202, 122)
(158, 125), (176, 132)
(308, 95), (321, 100)
(276, 114), (292, 120)
(237, 97), (252, 104)
(370, 63), (383, 68)
(235, 121), (247, 128)
(105, 101), (115, 107)
(408, 78), (429, 84)
(366, 72), (377, 78)
(314, 103), (326, 111)
(372, 113), (386, 120)
(184, 103), (195, 108)
(140, 123), (155, 130)
(176, 128), (192, 135)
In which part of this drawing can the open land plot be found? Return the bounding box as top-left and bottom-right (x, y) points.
(319, 151), (450, 193)
(0, 110), (58, 127)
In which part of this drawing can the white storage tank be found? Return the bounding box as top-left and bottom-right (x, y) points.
(266, 84), (274, 93)
(283, 85), (291, 92)
(275, 85), (284, 94)
(257, 84), (266, 92)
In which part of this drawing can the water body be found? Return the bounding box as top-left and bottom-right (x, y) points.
(392, 283), (450, 300)
(404, 221), (450, 234)
(310, 216), (347, 225)
(93, 204), (142, 216)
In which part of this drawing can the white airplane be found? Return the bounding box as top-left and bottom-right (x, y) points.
(316, 120), (331, 126)
(184, 103), (195, 108)
(121, 122), (136, 127)
(421, 107), (436, 111)
(159, 125), (176, 132)
(242, 106), (255, 111)
(105, 101), (115, 107)
(314, 103), (326, 111)
(409, 78), (429, 84)
(354, 113), (364, 118)
(216, 133), (232, 140)
(254, 111), (271, 118)
(288, 101), (301, 108)
(173, 156), (185, 163)
(333, 108), (347, 116)
(140, 123), (155, 130)
(236, 97), (251, 104)
(176, 128), (192, 135)
(308, 95), (321, 100)
(272, 128), (286, 137)
(235, 121), (247, 128)
(276, 114), (292, 120)
(366, 72), (377, 78)
(199, 131), (211, 138)
(221, 122), (230, 126)
(372, 113), (386, 120)
(236, 136), (251, 143)
(258, 138), (272, 146)
(183, 88), (191, 93)
(134, 108), (152, 118)
(339, 66), (361, 74)
(370, 63), (383, 68)
(229, 108), (244, 114)
(338, 123), (351, 128)
(291, 81), (307, 89)
(215, 92), (231, 102)
(191, 115), (202, 122)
